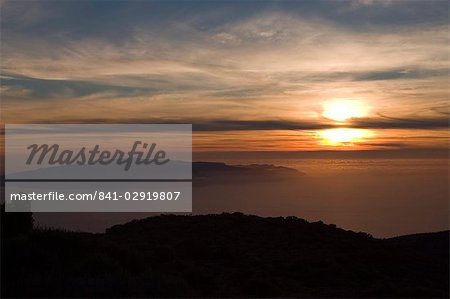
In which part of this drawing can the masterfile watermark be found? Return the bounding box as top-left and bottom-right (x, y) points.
(26, 141), (170, 171)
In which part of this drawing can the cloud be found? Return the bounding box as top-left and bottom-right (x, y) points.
(350, 116), (449, 130)
(353, 68), (448, 81)
(0, 75), (159, 100)
(12, 116), (447, 132)
(349, 0), (395, 9)
(196, 117), (449, 131)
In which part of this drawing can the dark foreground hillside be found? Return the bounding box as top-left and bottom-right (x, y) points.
(2, 213), (449, 298)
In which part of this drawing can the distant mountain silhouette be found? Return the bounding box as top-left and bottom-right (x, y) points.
(4, 161), (303, 182)
(2, 212), (448, 297)
(194, 162), (302, 176)
(193, 162), (303, 185)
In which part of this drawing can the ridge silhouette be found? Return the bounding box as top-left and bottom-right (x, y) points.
(2, 210), (448, 297)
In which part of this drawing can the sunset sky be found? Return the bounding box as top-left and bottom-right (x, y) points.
(1, 0), (448, 152)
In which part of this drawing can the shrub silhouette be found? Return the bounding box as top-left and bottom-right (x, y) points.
(1, 204), (34, 238)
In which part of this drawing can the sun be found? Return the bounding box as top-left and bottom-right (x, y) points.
(319, 128), (371, 146)
(322, 99), (368, 121)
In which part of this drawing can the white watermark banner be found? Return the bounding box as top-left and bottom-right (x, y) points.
(5, 124), (192, 212)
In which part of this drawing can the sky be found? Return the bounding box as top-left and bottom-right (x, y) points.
(1, 0), (449, 153)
